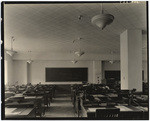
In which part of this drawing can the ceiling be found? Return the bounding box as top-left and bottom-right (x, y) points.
(4, 2), (147, 60)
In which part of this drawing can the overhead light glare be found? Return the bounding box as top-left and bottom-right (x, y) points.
(6, 50), (17, 57)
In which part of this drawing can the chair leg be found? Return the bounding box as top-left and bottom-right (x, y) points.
(78, 110), (80, 117)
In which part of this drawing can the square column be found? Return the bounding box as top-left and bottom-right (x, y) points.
(27, 63), (31, 84)
(120, 30), (142, 91)
(93, 61), (102, 84)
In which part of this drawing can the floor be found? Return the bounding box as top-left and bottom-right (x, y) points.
(44, 94), (77, 117)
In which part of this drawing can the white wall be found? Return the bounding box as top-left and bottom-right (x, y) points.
(5, 53), (13, 85)
(30, 60), (94, 84)
(13, 52), (120, 61)
(142, 60), (147, 82)
(5, 59), (147, 86)
(93, 61), (102, 84)
(4, 59), (103, 85)
(27, 63), (32, 84)
(13, 60), (27, 85)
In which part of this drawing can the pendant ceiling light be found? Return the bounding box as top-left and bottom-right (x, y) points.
(70, 40), (78, 64)
(6, 51), (16, 57)
(74, 51), (85, 57)
(91, 3), (114, 30)
(74, 37), (85, 57)
(71, 59), (78, 64)
(6, 36), (17, 56)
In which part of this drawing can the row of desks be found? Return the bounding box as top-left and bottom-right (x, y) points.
(5, 85), (55, 119)
(5, 95), (44, 118)
(72, 91), (149, 120)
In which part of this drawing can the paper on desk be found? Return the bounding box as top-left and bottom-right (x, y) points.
(24, 96), (36, 99)
(88, 107), (106, 112)
(94, 97), (100, 101)
(5, 108), (18, 115)
(107, 93), (118, 97)
(15, 94), (23, 96)
(5, 108), (17, 113)
(136, 106), (148, 111)
(12, 108), (27, 114)
(115, 106), (133, 111)
(20, 108), (33, 115)
(93, 94), (105, 97)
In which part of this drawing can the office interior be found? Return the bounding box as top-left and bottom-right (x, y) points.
(3, 1), (149, 120)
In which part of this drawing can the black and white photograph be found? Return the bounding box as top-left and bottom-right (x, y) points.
(1, 1), (149, 120)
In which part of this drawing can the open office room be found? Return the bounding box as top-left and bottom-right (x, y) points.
(2, 1), (148, 120)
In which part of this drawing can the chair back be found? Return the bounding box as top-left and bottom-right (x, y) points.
(34, 100), (43, 117)
(95, 108), (120, 119)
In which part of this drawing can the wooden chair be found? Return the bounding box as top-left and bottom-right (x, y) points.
(95, 108), (120, 119)
(77, 97), (81, 117)
(43, 93), (49, 107)
(119, 111), (144, 120)
(34, 100), (43, 117)
(40, 93), (49, 116)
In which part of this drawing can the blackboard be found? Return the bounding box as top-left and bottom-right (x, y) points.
(45, 68), (88, 82)
(105, 71), (120, 87)
(105, 71), (144, 80)
(105, 71), (120, 81)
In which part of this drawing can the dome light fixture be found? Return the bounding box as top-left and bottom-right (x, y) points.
(27, 59), (33, 64)
(6, 36), (17, 57)
(91, 3), (114, 30)
(74, 38), (85, 57)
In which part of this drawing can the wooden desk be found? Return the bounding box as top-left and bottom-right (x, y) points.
(135, 106), (148, 111)
(107, 93), (118, 98)
(115, 105), (148, 112)
(92, 94), (106, 98)
(7, 94), (24, 102)
(24, 92), (49, 96)
(5, 101), (35, 108)
(5, 107), (35, 118)
(24, 96), (43, 100)
(82, 105), (148, 119)
(116, 105), (148, 120)
(5, 91), (15, 99)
